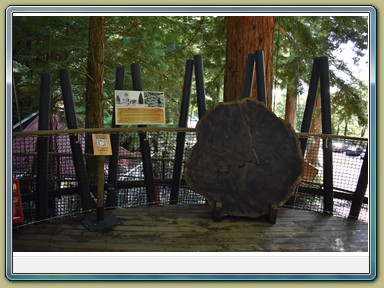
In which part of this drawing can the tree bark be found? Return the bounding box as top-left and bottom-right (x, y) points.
(224, 16), (275, 109)
(85, 16), (105, 183)
(284, 83), (297, 130)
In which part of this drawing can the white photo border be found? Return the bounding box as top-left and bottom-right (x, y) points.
(6, 5), (377, 281)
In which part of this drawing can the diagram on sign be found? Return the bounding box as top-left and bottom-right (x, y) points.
(115, 90), (165, 125)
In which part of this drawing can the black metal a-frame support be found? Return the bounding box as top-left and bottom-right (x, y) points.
(60, 68), (122, 231)
(106, 66), (126, 208)
(130, 63), (158, 205)
(35, 73), (52, 220)
(169, 55), (207, 204)
(299, 56), (334, 214)
(59, 69), (94, 211)
(169, 51), (266, 204)
(106, 64), (159, 208)
(242, 50), (267, 106)
(348, 146), (369, 219)
(106, 56), (207, 206)
(300, 56), (369, 218)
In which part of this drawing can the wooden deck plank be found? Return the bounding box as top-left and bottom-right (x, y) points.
(12, 204), (368, 252)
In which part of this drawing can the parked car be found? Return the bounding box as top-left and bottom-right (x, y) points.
(332, 142), (347, 152)
(346, 146), (363, 156)
(360, 149), (367, 159)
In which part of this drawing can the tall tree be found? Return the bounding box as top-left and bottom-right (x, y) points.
(224, 16), (275, 109)
(85, 16), (105, 181)
(85, 16), (105, 130)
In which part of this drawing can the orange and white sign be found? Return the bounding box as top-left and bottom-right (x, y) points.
(92, 134), (112, 155)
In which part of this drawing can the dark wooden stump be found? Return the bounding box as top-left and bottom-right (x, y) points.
(185, 98), (303, 220)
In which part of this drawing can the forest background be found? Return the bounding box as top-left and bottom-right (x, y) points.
(12, 14), (369, 137)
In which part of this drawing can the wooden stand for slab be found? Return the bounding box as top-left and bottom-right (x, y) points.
(212, 202), (223, 222)
(268, 204), (278, 224)
(212, 201), (279, 224)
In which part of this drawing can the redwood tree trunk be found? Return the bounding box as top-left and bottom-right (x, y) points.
(85, 16), (105, 130)
(224, 16), (275, 109)
(284, 85), (297, 130)
(85, 16), (105, 182)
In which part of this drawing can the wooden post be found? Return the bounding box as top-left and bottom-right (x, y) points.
(255, 50), (267, 106)
(59, 68), (93, 210)
(298, 57), (334, 214)
(268, 204), (278, 224)
(82, 136), (121, 231)
(36, 73), (51, 220)
(319, 57), (334, 214)
(131, 63), (157, 205)
(96, 155), (105, 221)
(193, 55), (207, 119)
(242, 53), (255, 99)
(169, 59), (194, 204)
(300, 58), (321, 155)
(349, 148), (369, 219)
(286, 58), (320, 207)
(213, 202), (223, 222)
(107, 66), (125, 207)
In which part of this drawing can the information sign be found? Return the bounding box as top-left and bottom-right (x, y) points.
(115, 90), (165, 125)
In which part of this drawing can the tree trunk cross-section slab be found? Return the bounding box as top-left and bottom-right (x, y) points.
(185, 98), (304, 218)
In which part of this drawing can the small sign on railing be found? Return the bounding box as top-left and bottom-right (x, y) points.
(12, 179), (24, 224)
(114, 90), (165, 125)
(92, 134), (112, 155)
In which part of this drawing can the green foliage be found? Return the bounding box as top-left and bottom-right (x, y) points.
(274, 16), (369, 136)
(13, 15), (368, 137)
(13, 16), (226, 127)
(13, 16), (89, 123)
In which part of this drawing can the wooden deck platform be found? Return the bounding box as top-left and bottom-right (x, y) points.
(12, 204), (368, 252)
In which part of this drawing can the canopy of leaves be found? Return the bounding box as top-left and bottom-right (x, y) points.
(12, 16), (227, 127)
(13, 15), (368, 136)
(274, 16), (369, 136)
